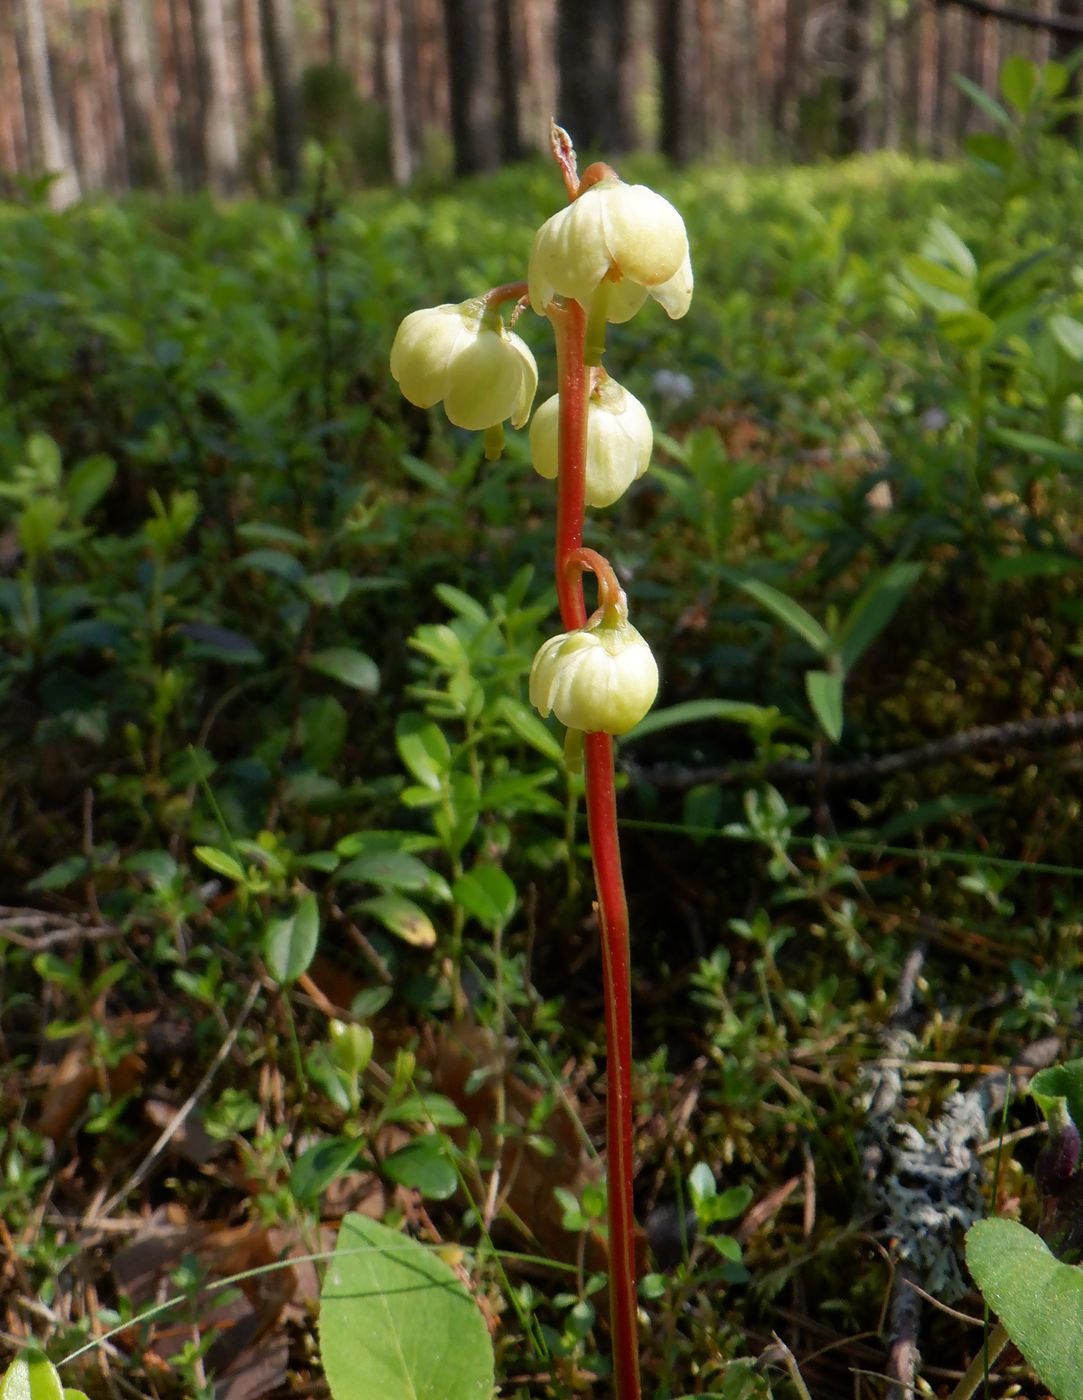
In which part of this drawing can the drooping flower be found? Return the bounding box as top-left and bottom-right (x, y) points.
(529, 173), (693, 324)
(390, 299), (537, 431)
(529, 598), (659, 735)
(530, 376), (653, 508)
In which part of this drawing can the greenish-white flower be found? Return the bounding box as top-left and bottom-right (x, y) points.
(529, 603), (659, 735)
(390, 299), (537, 430)
(530, 376), (653, 508)
(529, 177), (693, 324)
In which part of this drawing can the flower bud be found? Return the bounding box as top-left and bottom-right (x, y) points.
(529, 177), (693, 324)
(390, 299), (538, 431)
(530, 377), (653, 508)
(1037, 1121), (1082, 1198)
(529, 601), (659, 735)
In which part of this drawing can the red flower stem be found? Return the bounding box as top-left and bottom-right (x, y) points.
(584, 728), (640, 1400)
(549, 295), (641, 1400)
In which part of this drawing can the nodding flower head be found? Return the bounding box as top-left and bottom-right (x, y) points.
(529, 173), (693, 324)
(390, 299), (538, 431)
(530, 375), (653, 508)
(529, 596), (659, 736)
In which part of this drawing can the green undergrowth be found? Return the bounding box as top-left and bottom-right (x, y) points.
(3, 131), (1083, 1396)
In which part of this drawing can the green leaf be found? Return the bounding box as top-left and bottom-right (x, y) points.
(1044, 59), (1070, 96)
(688, 1161), (716, 1202)
(360, 894), (436, 947)
(301, 570), (351, 608)
(433, 583), (488, 625)
(967, 1217), (1083, 1400)
(335, 830), (437, 858)
(987, 551), (1079, 581)
(265, 893), (320, 984)
(65, 454), (115, 522)
(380, 1093), (467, 1127)
(993, 428), (1083, 471)
(806, 670), (844, 742)
(1001, 55), (1039, 113)
(901, 255), (973, 311)
(395, 713), (451, 790)
(496, 695), (564, 763)
(302, 695), (348, 772)
(713, 1185), (754, 1220)
(381, 1135), (458, 1200)
(320, 1213), (494, 1399)
(0, 1351), (64, 1400)
(26, 434), (62, 485)
(290, 1136), (363, 1203)
(955, 74), (1012, 128)
(836, 561), (924, 673)
(27, 854), (90, 893)
(938, 309), (996, 349)
(306, 648), (379, 693)
(623, 698), (783, 742)
(452, 866), (516, 932)
(1050, 313), (1083, 362)
(735, 579), (829, 654)
(336, 849), (450, 901)
(925, 219), (978, 280)
(964, 132), (1016, 173)
(236, 521), (310, 550)
(232, 548), (306, 582)
(1030, 1060), (1083, 1132)
(194, 845), (246, 883)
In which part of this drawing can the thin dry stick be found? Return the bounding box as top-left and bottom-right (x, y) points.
(629, 709), (1083, 791)
(0, 908), (120, 951)
(91, 978), (260, 1220)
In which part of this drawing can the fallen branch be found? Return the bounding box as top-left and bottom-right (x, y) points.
(933, 0), (1083, 37)
(0, 907), (120, 950)
(626, 709), (1083, 791)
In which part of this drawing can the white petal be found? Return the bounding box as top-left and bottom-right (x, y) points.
(649, 252), (694, 320)
(529, 395), (561, 481)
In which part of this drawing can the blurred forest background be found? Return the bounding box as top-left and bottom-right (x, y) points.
(5, 0), (1083, 208)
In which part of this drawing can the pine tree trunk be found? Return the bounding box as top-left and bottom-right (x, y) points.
(443, 0), (500, 174)
(161, 0), (199, 190)
(658, 0), (707, 164)
(779, 0), (806, 150)
(0, 9), (28, 180)
(520, 0), (554, 152)
(495, 0), (520, 161)
(191, 0), (239, 192)
(556, 0), (635, 152)
(69, 1), (110, 191)
(114, 0), (171, 187)
(236, 0), (262, 114)
(260, 0), (302, 191)
(14, 0), (80, 205)
(382, 0), (415, 184)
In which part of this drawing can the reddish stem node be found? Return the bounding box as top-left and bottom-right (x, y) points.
(577, 161), (619, 195)
(483, 280), (530, 313)
(564, 547), (624, 623)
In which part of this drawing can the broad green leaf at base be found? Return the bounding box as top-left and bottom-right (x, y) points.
(967, 1217), (1083, 1400)
(0, 1351), (64, 1400)
(320, 1213), (494, 1400)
